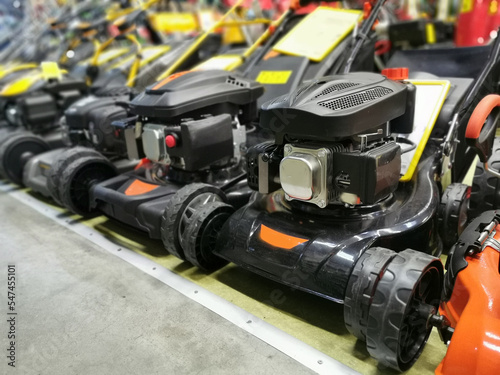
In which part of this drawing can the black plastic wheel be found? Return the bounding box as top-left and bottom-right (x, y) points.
(161, 183), (226, 260)
(47, 147), (99, 205)
(469, 137), (500, 219)
(344, 248), (397, 341)
(0, 134), (50, 185)
(437, 183), (471, 250)
(366, 249), (443, 372)
(183, 201), (233, 271)
(59, 155), (117, 216)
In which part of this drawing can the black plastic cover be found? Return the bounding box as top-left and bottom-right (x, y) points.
(18, 94), (58, 128)
(128, 71), (264, 121)
(260, 72), (408, 144)
(168, 114), (234, 171)
(65, 95), (130, 130)
(88, 104), (128, 153)
(390, 82), (416, 134)
(332, 142), (401, 204)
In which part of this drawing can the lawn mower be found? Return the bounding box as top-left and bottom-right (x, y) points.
(0, 0), (191, 129)
(0, 1), (118, 88)
(0, 0), (223, 185)
(19, 0), (274, 198)
(42, 0), (384, 248)
(184, 33), (500, 372)
(17, 0), (374, 198)
(435, 210), (500, 375)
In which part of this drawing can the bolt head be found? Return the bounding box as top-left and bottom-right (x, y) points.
(318, 200), (326, 208)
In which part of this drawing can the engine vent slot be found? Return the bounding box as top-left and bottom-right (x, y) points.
(318, 86), (393, 111)
(314, 82), (360, 98)
(226, 76), (249, 88)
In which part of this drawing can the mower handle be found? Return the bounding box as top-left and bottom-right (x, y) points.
(465, 94), (500, 176)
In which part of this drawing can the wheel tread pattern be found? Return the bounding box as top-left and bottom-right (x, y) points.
(366, 249), (443, 372)
(437, 183), (470, 249)
(160, 183), (226, 260)
(0, 133), (49, 184)
(59, 155), (116, 216)
(469, 137), (500, 218)
(344, 247), (396, 341)
(46, 147), (101, 205)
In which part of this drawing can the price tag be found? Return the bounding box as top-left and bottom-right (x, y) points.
(255, 70), (292, 84)
(194, 55), (243, 71)
(273, 7), (362, 62)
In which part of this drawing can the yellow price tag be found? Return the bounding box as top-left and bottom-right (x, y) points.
(41, 62), (62, 81)
(194, 55), (243, 72)
(273, 7), (362, 62)
(461, 0), (474, 13)
(255, 71), (292, 85)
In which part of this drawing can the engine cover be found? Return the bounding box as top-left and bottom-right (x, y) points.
(260, 72), (409, 144)
(128, 71), (264, 123)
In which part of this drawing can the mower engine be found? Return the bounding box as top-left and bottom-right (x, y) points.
(248, 72), (415, 207)
(123, 71), (264, 177)
(63, 87), (132, 154)
(3, 77), (88, 131)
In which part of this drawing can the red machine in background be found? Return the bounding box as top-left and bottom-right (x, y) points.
(436, 210), (500, 375)
(436, 94), (500, 374)
(455, 0), (500, 46)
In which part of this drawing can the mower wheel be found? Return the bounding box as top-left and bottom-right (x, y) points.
(47, 147), (99, 205)
(59, 154), (117, 216)
(366, 249), (443, 372)
(344, 247), (397, 341)
(161, 183), (226, 260)
(0, 134), (50, 185)
(437, 183), (471, 250)
(469, 137), (500, 218)
(183, 201), (233, 271)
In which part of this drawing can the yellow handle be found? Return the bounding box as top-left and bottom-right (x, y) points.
(242, 9), (291, 60)
(125, 34), (143, 87)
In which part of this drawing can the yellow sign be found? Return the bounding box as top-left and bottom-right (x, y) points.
(426, 23), (436, 44)
(41, 62), (62, 81)
(400, 81), (450, 182)
(193, 55), (243, 72)
(255, 71), (292, 85)
(461, 0), (474, 13)
(150, 12), (199, 33)
(272, 7), (362, 62)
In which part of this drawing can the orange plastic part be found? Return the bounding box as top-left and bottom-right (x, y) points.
(259, 224), (308, 250)
(465, 94), (500, 140)
(134, 158), (151, 170)
(124, 179), (159, 196)
(381, 67), (409, 81)
(436, 225), (500, 375)
(152, 71), (191, 90)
